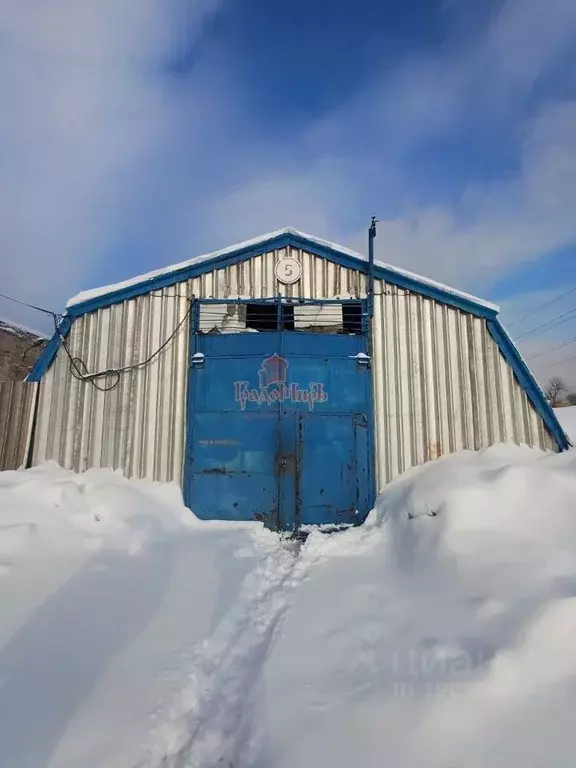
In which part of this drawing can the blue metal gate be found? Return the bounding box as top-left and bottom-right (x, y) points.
(184, 301), (373, 530)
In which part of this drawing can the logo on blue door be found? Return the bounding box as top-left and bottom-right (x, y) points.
(234, 354), (328, 411)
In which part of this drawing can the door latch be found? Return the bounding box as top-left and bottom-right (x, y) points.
(349, 352), (371, 368)
(191, 352), (205, 368)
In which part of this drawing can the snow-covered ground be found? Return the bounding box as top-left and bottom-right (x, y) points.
(555, 405), (576, 442)
(1, 446), (576, 767)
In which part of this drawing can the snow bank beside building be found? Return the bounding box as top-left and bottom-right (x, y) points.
(257, 444), (576, 768)
(555, 405), (576, 442)
(1, 446), (576, 767)
(0, 465), (276, 768)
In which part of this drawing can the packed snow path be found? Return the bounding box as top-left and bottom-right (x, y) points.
(2, 446), (576, 768)
(138, 538), (308, 768)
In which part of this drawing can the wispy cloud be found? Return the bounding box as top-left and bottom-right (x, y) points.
(0, 0), (222, 328)
(1, 0), (576, 395)
(186, 0), (576, 293)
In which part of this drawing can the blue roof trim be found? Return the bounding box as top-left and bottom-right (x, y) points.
(371, 264), (497, 319)
(487, 319), (570, 451)
(27, 315), (73, 382)
(67, 231), (497, 320)
(30, 232), (499, 381)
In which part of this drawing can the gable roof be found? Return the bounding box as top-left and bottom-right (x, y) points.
(28, 227), (570, 451)
(65, 227), (499, 319)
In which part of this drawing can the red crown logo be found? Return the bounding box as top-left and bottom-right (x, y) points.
(258, 355), (289, 388)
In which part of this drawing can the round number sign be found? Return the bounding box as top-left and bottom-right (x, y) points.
(275, 256), (301, 284)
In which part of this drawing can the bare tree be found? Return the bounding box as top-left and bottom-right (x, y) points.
(567, 393), (576, 406)
(545, 376), (566, 407)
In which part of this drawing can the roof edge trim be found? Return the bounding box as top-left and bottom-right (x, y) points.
(66, 231), (497, 319)
(27, 315), (73, 382)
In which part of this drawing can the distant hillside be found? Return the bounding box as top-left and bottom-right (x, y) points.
(0, 320), (47, 381)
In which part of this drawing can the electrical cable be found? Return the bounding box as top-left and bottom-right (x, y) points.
(525, 336), (576, 361)
(21, 336), (47, 361)
(546, 352), (576, 369)
(514, 307), (576, 340)
(507, 284), (576, 329)
(2, 288), (194, 391)
(0, 291), (59, 318)
(56, 302), (193, 392)
(0, 291), (55, 362)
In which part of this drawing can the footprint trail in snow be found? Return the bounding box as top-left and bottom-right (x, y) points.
(136, 534), (317, 768)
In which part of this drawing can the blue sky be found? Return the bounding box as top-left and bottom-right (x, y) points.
(1, 0), (576, 386)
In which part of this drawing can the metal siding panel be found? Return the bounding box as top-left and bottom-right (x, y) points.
(422, 298), (439, 461)
(0, 382), (38, 470)
(397, 288), (412, 476)
(50, 342), (69, 464)
(491, 337), (508, 443)
(472, 317), (489, 449)
(415, 295), (427, 464)
(371, 278), (558, 484)
(32, 372), (51, 465)
(33, 247), (557, 489)
(445, 308), (463, 454)
(144, 297), (161, 479)
(90, 308), (110, 468)
(33, 286), (191, 482)
(115, 300), (134, 470)
(33, 248), (369, 482)
(76, 315), (92, 471)
(438, 305), (453, 455)
(520, 390), (532, 445)
(101, 306), (118, 468)
(372, 289), (386, 489)
(459, 313), (475, 450)
(185, 247), (365, 302)
(387, 287), (402, 482)
(62, 319), (82, 469)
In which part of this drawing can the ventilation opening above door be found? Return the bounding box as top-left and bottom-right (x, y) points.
(197, 301), (366, 335)
(246, 303), (295, 331)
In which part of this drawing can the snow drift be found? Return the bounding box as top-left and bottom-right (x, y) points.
(1, 446), (576, 767)
(555, 405), (576, 442)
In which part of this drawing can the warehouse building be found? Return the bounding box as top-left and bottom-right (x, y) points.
(28, 227), (569, 530)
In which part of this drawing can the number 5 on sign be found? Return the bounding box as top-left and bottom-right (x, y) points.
(275, 257), (301, 284)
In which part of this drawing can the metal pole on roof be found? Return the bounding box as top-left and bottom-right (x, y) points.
(368, 216), (377, 321)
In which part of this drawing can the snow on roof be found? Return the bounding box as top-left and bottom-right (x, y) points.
(66, 227), (499, 312)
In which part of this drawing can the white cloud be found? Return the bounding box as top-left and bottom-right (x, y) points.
(356, 101), (576, 291)
(185, 0), (576, 298)
(1, 0), (576, 348)
(0, 0), (221, 329)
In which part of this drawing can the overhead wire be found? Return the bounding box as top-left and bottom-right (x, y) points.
(525, 336), (576, 361)
(514, 307), (576, 340)
(546, 352), (576, 369)
(0, 291), (57, 363)
(506, 284), (576, 329)
(0, 290), (60, 319)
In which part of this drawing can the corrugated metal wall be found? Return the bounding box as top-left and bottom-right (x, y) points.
(33, 248), (363, 481)
(32, 246), (557, 488)
(372, 281), (557, 489)
(0, 381), (38, 470)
